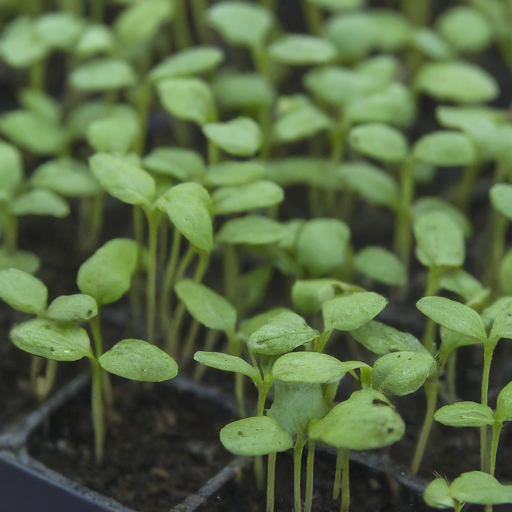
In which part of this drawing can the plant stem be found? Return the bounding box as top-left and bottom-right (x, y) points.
(91, 0), (104, 22)
(133, 84), (152, 155)
(208, 140), (220, 166)
(228, 329), (246, 417)
(30, 356), (44, 396)
(340, 448), (350, 512)
(90, 313), (114, 410)
(30, 60), (46, 90)
(446, 350), (457, 403)
(484, 212), (508, 293)
(224, 245), (239, 305)
(481, 343), (495, 472)
(144, 209), (161, 345)
(36, 359), (58, 400)
(400, 0), (430, 25)
(267, 452), (277, 512)
(193, 329), (220, 381)
(89, 353), (105, 465)
(456, 159), (481, 213)
(422, 266), (442, 355)
(301, 0), (322, 34)
(490, 421), (503, 477)
(394, 155), (415, 273)
(191, 0), (209, 44)
(333, 449), (343, 500)
(180, 319), (200, 366)
(4, 211), (18, 255)
(174, 0), (194, 49)
(411, 377), (438, 474)
(304, 441), (315, 512)
(261, 0), (276, 9)
(294, 435), (306, 512)
(79, 194), (105, 253)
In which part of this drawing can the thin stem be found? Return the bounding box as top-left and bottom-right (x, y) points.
(294, 435), (306, 512)
(301, 0), (322, 34)
(145, 209), (161, 345)
(394, 155), (415, 273)
(30, 356), (44, 397)
(35, 359), (58, 400)
(411, 377), (438, 474)
(224, 245), (239, 305)
(174, 0), (194, 49)
(79, 194), (105, 253)
(456, 160), (481, 213)
(180, 319), (200, 366)
(333, 449), (343, 500)
(191, 0), (209, 44)
(422, 266), (442, 355)
(30, 60), (46, 90)
(446, 350), (457, 403)
(304, 441), (315, 512)
(90, 313), (114, 410)
(267, 452), (277, 512)
(133, 84), (152, 155)
(481, 344), (495, 472)
(193, 330), (220, 381)
(340, 448), (350, 512)
(89, 354), (105, 465)
(91, 0), (104, 22)
(228, 330), (246, 417)
(4, 212), (18, 255)
(490, 421), (503, 477)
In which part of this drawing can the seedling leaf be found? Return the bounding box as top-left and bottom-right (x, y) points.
(490, 184), (512, 220)
(488, 301), (512, 345)
(413, 131), (477, 167)
(348, 123), (408, 163)
(204, 161), (265, 188)
(268, 34), (337, 65)
(451, 472), (512, 505)
(0, 141), (22, 198)
(99, 339), (178, 382)
(217, 216), (285, 246)
(213, 181), (284, 215)
(354, 246), (406, 286)
(45, 294), (98, 323)
(70, 58), (136, 91)
(496, 381), (512, 423)
(0, 249), (40, 275)
(435, 401), (494, 428)
(213, 72), (275, 109)
(10, 189), (70, 218)
(175, 279), (236, 333)
(291, 279), (350, 314)
(0, 268), (47, 314)
(203, 117), (262, 157)
(220, 416), (293, 456)
(322, 292), (388, 332)
(424, 479), (457, 509)
(11, 318), (90, 361)
(194, 352), (260, 382)
(143, 147), (205, 181)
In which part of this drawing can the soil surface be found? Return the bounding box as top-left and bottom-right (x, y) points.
(28, 377), (235, 512)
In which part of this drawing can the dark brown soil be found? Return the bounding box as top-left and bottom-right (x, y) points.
(28, 377), (235, 512)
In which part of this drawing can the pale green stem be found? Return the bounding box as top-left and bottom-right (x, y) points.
(228, 329), (246, 418)
(394, 155), (415, 273)
(90, 313), (114, 410)
(208, 140), (220, 166)
(144, 209), (161, 345)
(422, 266), (442, 355)
(193, 330), (220, 381)
(333, 449), (343, 500)
(89, 353), (105, 465)
(174, 0), (194, 49)
(4, 211), (18, 255)
(191, 0), (209, 44)
(484, 212), (508, 293)
(79, 193), (105, 253)
(490, 421), (503, 477)
(158, 221), (168, 269)
(91, 0), (104, 22)
(30, 60), (45, 90)
(456, 159), (481, 213)
(35, 359), (58, 401)
(261, 0), (275, 9)
(304, 441), (315, 512)
(481, 343), (495, 472)
(224, 245), (239, 305)
(133, 84), (152, 155)
(411, 378), (438, 474)
(30, 356), (44, 397)
(340, 448), (350, 512)
(446, 350), (457, 403)
(294, 435), (307, 512)
(267, 452), (277, 512)
(180, 319), (200, 366)
(301, 0), (322, 34)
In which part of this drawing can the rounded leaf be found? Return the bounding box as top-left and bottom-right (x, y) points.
(194, 351), (260, 382)
(45, 294), (98, 323)
(354, 246), (406, 286)
(291, 279), (345, 315)
(451, 472), (512, 505)
(220, 416), (293, 456)
(268, 34), (336, 66)
(69, 58), (136, 92)
(424, 479), (456, 509)
(490, 184), (512, 220)
(11, 318), (90, 361)
(413, 131), (477, 167)
(0, 248), (40, 275)
(203, 117), (262, 157)
(217, 216), (285, 246)
(143, 147), (205, 181)
(10, 188), (70, 218)
(348, 123), (408, 163)
(0, 268), (47, 314)
(496, 381), (512, 423)
(204, 161), (265, 188)
(435, 401), (494, 428)
(213, 72), (275, 110)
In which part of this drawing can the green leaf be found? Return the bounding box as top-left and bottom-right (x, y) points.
(31, 157), (100, 198)
(309, 388), (405, 450)
(86, 105), (139, 154)
(236, 264), (273, 314)
(274, 95), (331, 143)
(157, 77), (215, 126)
(203, 117), (262, 157)
(19, 88), (61, 123)
(322, 12), (375, 63)
(440, 327), (481, 357)
(296, 219), (350, 277)
(204, 161), (265, 188)
(0, 17), (49, 68)
(423, 479), (457, 509)
(35, 11), (85, 50)
(217, 216), (285, 246)
(143, 147), (205, 181)
(89, 153), (155, 208)
(213, 180), (284, 215)
(291, 279), (350, 315)
(0, 110), (66, 155)
(490, 184), (512, 220)
(303, 66), (381, 107)
(356, 54), (400, 86)
(194, 351), (260, 382)
(496, 381), (512, 423)
(213, 72), (275, 110)
(156, 183), (213, 253)
(77, 238), (139, 306)
(175, 279), (236, 333)
(414, 211), (465, 268)
(372, 351), (437, 395)
(207, 1), (274, 49)
(348, 123), (408, 163)
(351, 320), (427, 355)
(370, 9), (411, 52)
(415, 61), (499, 104)
(322, 292), (388, 332)
(248, 311), (319, 355)
(65, 100), (114, 140)
(306, 0), (364, 12)
(268, 34), (337, 66)
(499, 250), (512, 295)
(436, 6), (493, 54)
(481, 297), (512, 335)
(149, 45), (224, 81)
(345, 82), (416, 128)
(45, 294), (97, 323)
(114, 0), (174, 45)
(11, 318), (90, 361)
(439, 269), (487, 305)
(0, 140), (22, 198)
(412, 28), (455, 61)
(10, 189), (70, 218)
(488, 301), (512, 345)
(339, 162), (400, 209)
(0, 248), (40, 275)
(451, 472), (512, 505)
(413, 131), (477, 167)
(0, 268), (47, 314)
(435, 401), (494, 428)
(268, 381), (328, 436)
(69, 58), (136, 92)
(220, 416), (293, 456)
(272, 352), (369, 383)
(74, 23), (114, 57)
(99, 339), (178, 382)
(417, 297), (487, 342)
(354, 246), (406, 286)
(237, 307), (292, 342)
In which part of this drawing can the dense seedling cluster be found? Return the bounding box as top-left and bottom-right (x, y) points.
(1, 0), (512, 511)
